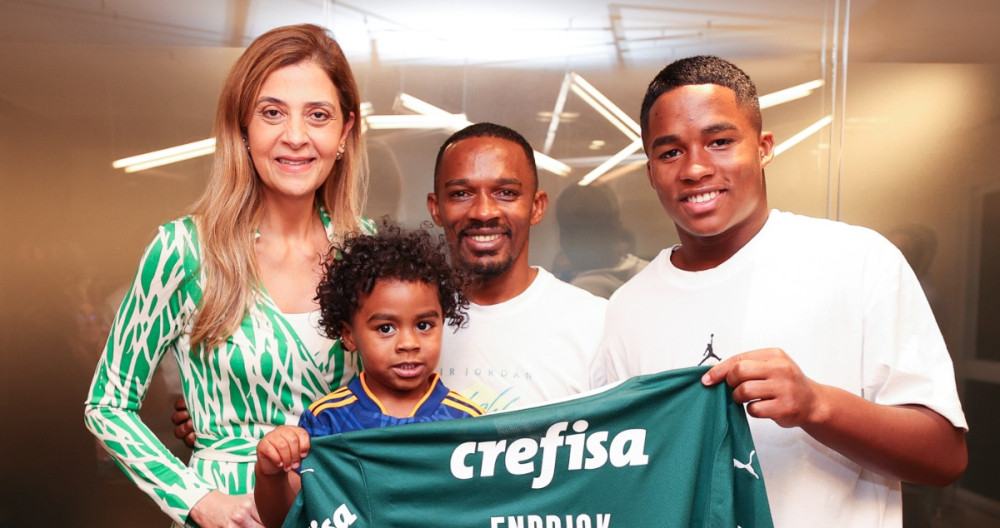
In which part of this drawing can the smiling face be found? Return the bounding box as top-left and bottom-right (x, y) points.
(427, 136), (547, 281)
(246, 60), (355, 204)
(340, 279), (443, 408)
(644, 84), (774, 268)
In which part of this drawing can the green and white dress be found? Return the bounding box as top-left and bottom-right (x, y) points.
(84, 213), (374, 526)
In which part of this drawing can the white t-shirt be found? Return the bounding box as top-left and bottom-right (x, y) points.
(439, 267), (607, 413)
(593, 210), (967, 528)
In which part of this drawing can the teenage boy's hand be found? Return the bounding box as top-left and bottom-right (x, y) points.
(701, 347), (823, 429)
(256, 425), (311, 475)
(702, 347), (967, 486)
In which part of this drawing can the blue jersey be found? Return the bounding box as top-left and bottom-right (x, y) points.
(299, 373), (484, 436)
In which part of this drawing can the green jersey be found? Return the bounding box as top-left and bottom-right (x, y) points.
(285, 367), (773, 528)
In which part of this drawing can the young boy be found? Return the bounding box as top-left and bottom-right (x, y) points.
(254, 221), (484, 528)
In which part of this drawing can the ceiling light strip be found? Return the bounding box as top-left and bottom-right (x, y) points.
(558, 73), (644, 186)
(569, 84), (641, 142)
(112, 138), (216, 171)
(360, 101), (374, 117)
(542, 73), (574, 155)
(122, 144), (217, 173)
(773, 115), (832, 157)
(387, 93), (571, 176)
(578, 138), (643, 186)
(365, 114), (470, 130)
(535, 151), (572, 177)
(396, 93), (455, 117)
(570, 73), (641, 136)
(595, 158), (647, 183)
(758, 79), (824, 110)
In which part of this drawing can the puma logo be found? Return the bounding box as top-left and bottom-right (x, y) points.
(733, 450), (759, 479)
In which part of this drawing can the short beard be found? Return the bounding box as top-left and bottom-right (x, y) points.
(467, 256), (513, 280)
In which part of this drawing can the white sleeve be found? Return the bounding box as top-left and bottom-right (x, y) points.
(861, 242), (967, 429)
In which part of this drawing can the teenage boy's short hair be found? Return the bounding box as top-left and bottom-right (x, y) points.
(640, 55), (762, 136)
(316, 218), (469, 340)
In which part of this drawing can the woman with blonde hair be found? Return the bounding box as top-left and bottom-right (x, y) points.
(85, 24), (372, 528)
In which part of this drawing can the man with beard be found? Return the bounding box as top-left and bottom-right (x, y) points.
(426, 123), (607, 413)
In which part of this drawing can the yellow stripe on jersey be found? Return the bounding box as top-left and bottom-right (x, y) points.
(311, 395), (359, 415)
(443, 391), (486, 416)
(308, 386), (356, 414)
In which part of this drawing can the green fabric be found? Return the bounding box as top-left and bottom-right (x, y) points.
(285, 367), (773, 528)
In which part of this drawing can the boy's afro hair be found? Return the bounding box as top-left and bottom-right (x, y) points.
(316, 218), (468, 340)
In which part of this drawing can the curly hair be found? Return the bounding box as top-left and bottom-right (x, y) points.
(316, 219), (469, 342)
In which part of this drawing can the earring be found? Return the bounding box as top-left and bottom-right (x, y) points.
(336, 143), (345, 160)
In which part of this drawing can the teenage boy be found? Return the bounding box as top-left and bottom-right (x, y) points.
(592, 55), (967, 527)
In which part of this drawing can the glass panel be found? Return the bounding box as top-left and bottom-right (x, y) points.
(843, 1), (1000, 526)
(975, 189), (1000, 363)
(962, 380), (1000, 502)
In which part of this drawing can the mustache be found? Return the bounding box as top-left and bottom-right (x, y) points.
(458, 219), (510, 237)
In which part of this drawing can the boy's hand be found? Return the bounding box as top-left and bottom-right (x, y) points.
(701, 347), (824, 429)
(256, 426), (311, 476)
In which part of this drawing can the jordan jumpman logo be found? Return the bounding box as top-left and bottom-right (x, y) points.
(698, 333), (722, 366)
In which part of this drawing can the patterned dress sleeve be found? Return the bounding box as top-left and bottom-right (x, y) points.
(84, 219), (212, 526)
(358, 216), (377, 235)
